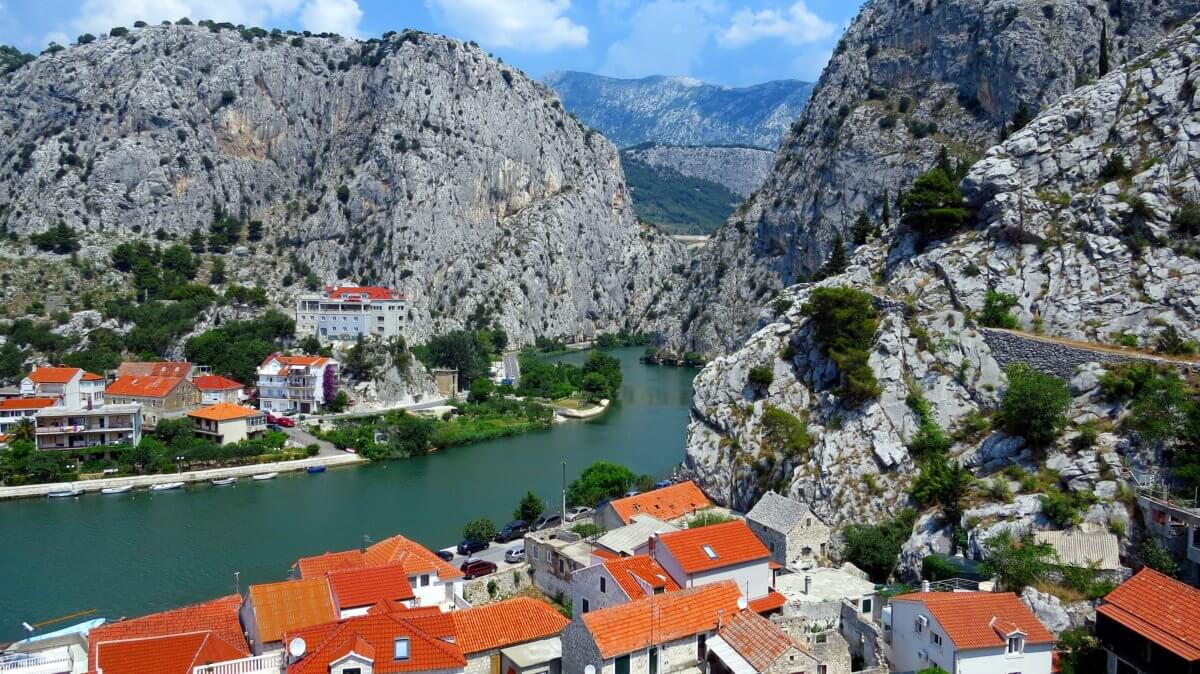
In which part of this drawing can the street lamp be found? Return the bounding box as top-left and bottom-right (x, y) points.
(175, 455), (185, 473)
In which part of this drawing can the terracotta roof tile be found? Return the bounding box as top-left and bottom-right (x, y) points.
(581, 581), (743, 659)
(327, 564), (416, 610)
(450, 597), (569, 654)
(655, 520), (770, 575)
(247, 577), (338, 645)
(324, 286), (404, 301)
(188, 402), (262, 422)
(192, 375), (244, 391)
(297, 550), (366, 578)
(263, 354), (331, 368)
(25, 367), (83, 384)
(364, 534), (464, 580)
(117, 362), (194, 378)
(92, 631), (245, 674)
(81, 372), (105, 381)
(890, 591), (1055, 650)
(609, 481), (712, 525)
(601, 555), (680, 600)
(718, 610), (798, 671)
(748, 589), (787, 614)
(286, 612), (465, 673)
(1098, 567), (1200, 661)
(105, 375), (188, 398)
(0, 397), (57, 410)
(86, 594), (248, 667)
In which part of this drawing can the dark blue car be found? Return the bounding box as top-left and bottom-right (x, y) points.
(457, 539), (488, 555)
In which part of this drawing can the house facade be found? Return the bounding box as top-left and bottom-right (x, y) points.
(0, 397), (57, 434)
(1096, 567), (1200, 674)
(527, 528), (595, 599)
(20, 366), (105, 407)
(295, 533), (466, 610)
(745, 491), (831, 570)
(572, 555), (680, 616)
(257, 354), (339, 414)
(34, 403), (141, 450)
(193, 374), (247, 404)
(887, 591), (1055, 674)
(651, 520), (781, 611)
(295, 286), (408, 342)
(104, 375), (201, 428)
(189, 402), (266, 445)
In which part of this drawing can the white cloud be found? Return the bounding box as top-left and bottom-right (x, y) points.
(299, 0), (362, 36)
(717, 1), (835, 48)
(602, 0), (721, 78)
(425, 0), (587, 51)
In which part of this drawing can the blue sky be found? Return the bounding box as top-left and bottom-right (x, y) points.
(0, 0), (865, 85)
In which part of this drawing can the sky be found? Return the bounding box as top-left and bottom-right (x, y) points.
(0, 0), (866, 86)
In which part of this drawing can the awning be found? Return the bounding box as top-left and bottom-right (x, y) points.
(500, 637), (562, 669)
(706, 635), (757, 674)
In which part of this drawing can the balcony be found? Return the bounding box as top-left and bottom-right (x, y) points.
(191, 652), (282, 674)
(0, 649), (74, 674)
(36, 422), (134, 435)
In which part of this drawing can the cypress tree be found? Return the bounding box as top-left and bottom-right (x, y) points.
(1099, 23), (1109, 77)
(852, 212), (872, 245)
(822, 233), (849, 277)
(881, 191), (891, 228)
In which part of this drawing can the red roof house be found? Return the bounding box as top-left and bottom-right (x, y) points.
(1097, 567), (1200, 672)
(86, 594), (249, 672)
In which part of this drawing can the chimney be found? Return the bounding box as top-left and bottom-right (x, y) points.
(921, 580), (931, 593)
(648, 534), (657, 558)
(804, 575), (811, 595)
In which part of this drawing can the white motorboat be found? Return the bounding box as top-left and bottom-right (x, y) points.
(100, 485), (133, 495)
(46, 487), (84, 498)
(251, 472), (279, 481)
(148, 481), (185, 492)
(210, 477), (237, 486)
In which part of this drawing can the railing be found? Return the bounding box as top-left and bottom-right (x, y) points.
(0, 652), (74, 673)
(191, 652), (283, 674)
(1136, 483), (1199, 510)
(925, 578), (981, 592)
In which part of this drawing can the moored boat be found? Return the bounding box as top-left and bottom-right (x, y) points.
(148, 481), (185, 492)
(210, 477), (237, 486)
(100, 485), (133, 495)
(251, 472), (278, 481)
(306, 465), (326, 474)
(47, 487), (84, 498)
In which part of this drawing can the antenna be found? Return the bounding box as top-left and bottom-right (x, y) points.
(234, 570), (241, 595)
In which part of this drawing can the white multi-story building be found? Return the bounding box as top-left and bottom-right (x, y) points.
(34, 404), (142, 451)
(20, 366), (106, 408)
(256, 354), (339, 415)
(295, 286), (407, 342)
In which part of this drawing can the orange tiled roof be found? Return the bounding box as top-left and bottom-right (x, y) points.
(247, 577), (338, 645)
(655, 520), (770, 575)
(264, 353), (331, 368)
(364, 534), (464, 580)
(82, 371), (105, 381)
(297, 550), (367, 578)
(86, 594), (248, 667)
(609, 481), (712, 525)
(1097, 567), (1200, 661)
(188, 402), (262, 422)
(890, 591), (1055, 650)
(327, 563), (416, 610)
(0, 397), (57, 410)
(748, 589), (787, 614)
(117, 362), (193, 378)
(325, 286), (404, 301)
(450, 597), (570, 654)
(106, 375), (188, 398)
(192, 374), (244, 391)
(718, 610), (799, 671)
(24, 367), (83, 384)
(582, 581), (743, 659)
(601, 555), (680, 600)
(286, 612), (465, 673)
(92, 631), (245, 674)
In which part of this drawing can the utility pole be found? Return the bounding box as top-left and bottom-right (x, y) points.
(561, 461), (567, 517)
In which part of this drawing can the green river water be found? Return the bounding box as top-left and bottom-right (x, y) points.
(0, 348), (695, 639)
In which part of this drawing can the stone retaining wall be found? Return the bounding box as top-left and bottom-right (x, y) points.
(461, 562), (533, 605)
(981, 328), (1200, 380)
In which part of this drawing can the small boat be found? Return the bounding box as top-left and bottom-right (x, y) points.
(252, 472), (278, 481)
(210, 477), (237, 486)
(100, 485), (133, 495)
(47, 487), (84, 498)
(148, 481), (185, 492)
(307, 465), (326, 474)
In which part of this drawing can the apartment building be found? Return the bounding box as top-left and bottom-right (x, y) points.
(256, 354), (339, 414)
(20, 366), (106, 407)
(34, 403), (142, 451)
(295, 286), (407, 342)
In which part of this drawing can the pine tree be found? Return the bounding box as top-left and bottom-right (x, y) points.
(937, 146), (952, 176)
(822, 233), (849, 277)
(851, 212), (872, 245)
(881, 191), (891, 228)
(1099, 23), (1109, 77)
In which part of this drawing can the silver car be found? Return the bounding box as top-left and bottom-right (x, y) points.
(565, 506), (593, 522)
(504, 547), (526, 563)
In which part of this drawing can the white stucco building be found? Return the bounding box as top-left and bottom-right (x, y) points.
(256, 354), (339, 414)
(295, 286), (408, 342)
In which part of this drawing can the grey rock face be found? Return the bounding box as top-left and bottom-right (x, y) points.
(0, 26), (681, 346)
(542, 71), (813, 148)
(623, 145), (775, 199)
(663, 0), (1200, 355)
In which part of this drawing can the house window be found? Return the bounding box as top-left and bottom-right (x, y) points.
(697, 634), (707, 660)
(1007, 636), (1023, 654)
(806, 517), (812, 527)
(649, 646), (659, 674)
(600, 577), (607, 593)
(581, 598), (590, 613)
(419, 574), (430, 587)
(615, 654), (630, 674)
(394, 637), (409, 660)
(931, 632), (942, 646)
(344, 669), (362, 674)
(861, 598), (872, 615)
(915, 616), (925, 633)
(701, 544), (718, 560)
(818, 666), (827, 674)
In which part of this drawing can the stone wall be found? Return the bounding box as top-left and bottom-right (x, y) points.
(838, 599), (886, 672)
(461, 563), (533, 605)
(980, 328), (1199, 380)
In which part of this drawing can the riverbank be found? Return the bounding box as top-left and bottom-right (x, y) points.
(551, 398), (609, 419)
(0, 453), (365, 500)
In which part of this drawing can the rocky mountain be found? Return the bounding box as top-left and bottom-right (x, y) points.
(684, 11), (1200, 580)
(623, 144), (774, 199)
(0, 24), (681, 346)
(667, 0), (1200, 355)
(542, 71), (813, 148)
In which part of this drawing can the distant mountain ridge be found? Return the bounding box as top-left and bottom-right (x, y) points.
(542, 71), (813, 148)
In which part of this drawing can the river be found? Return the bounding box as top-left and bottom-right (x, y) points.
(0, 347), (694, 639)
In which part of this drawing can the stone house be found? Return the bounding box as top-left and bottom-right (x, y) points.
(105, 374), (201, 428)
(526, 528), (594, 600)
(745, 491), (831, 570)
(1033, 529), (1126, 583)
(707, 610), (830, 674)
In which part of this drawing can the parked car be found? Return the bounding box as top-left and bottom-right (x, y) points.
(654, 479), (673, 489)
(456, 539), (489, 556)
(623, 489), (640, 497)
(531, 513), (562, 531)
(265, 413), (296, 428)
(267, 423), (284, 432)
(435, 549), (454, 562)
(565, 506), (592, 522)
(495, 520), (529, 543)
(504, 547), (526, 563)
(461, 558), (498, 579)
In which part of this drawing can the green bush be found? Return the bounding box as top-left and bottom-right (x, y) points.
(761, 406), (813, 459)
(463, 517), (497, 543)
(909, 455), (972, 524)
(922, 554), (958, 581)
(906, 389), (951, 457)
(30, 223), (81, 254)
(566, 460), (636, 507)
(571, 522), (605, 538)
(1099, 154), (1132, 181)
(901, 168), (968, 238)
(842, 509), (917, 582)
(999, 364), (1071, 447)
(1139, 537), (1180, 577)
(747, 365), (774, 392)
(1040, 488), (1096, 528)
(514, 490), (545, 522)
(979, 531), (1053, 590)
(1174, 201), (1200, 235)
(802, 287), (880, 402)
(980, 290), (1019, 328)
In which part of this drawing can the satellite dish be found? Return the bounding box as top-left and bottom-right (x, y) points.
(737, 596), (748, 611)
(288, 637), (307, 658)
(585, 666), (596, 674)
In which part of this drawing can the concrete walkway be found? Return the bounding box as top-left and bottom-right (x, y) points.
(0, 453), (365, 500)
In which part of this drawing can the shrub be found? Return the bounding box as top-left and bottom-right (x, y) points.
(571, 522), (605, 538)
(802, 287), (881, 402)
(761, 406), (813, 459)
(1099, 154), (1132, 181)
(1139, 538), (1180, 576)
(566, 461), (636, 507)
(901, 168), (968, 238)
(686, 509), (738, 528)
(980, 290), (1019, 328)
(1174, 201), (1200, 235)
(1040, 488), (1096, 528)
(879, 114), (898, 129)
(462, 517), (497, 543)
(999, 364), (1071, 447)
(1155, 324), (1198, 356)
(30, 223), (81, 254)
(979, 531), (1053, 590)
(747, 365), (774, 392)
(922, 554), (958, 581)
(842, 509), (918, 582)
(906, 389), (951, 457)
(910, 455), (972, 524)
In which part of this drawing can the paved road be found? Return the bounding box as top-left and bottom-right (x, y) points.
(437, 537), (526, 570)
(282, 425), (340, 457)
(502, 352), (521, 386)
